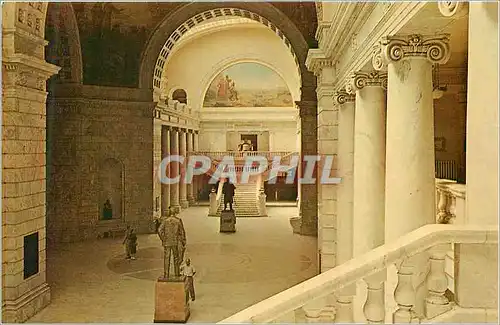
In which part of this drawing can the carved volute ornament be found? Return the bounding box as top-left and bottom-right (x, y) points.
(438, 1), (468, 17)
(372, 34), (451, 70)
(333, 90), (355, 106)
(347, 71), (388, 94)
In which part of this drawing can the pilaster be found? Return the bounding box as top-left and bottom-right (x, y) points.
(2, 54), (59, 322)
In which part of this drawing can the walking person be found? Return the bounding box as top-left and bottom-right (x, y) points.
(181, 258), (196, 301)
(123, 227), (138, 260)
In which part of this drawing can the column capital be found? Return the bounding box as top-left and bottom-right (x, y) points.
(438, 2), (468, 18)
(305, 48), (334, 76)
(347, 71), (388, 93)
(333, 90), (355, 106)
(372, 34), (451, 70)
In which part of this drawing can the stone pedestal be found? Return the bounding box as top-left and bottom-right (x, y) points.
(220, 210), (236, 232)
(154, 278), (190, 323)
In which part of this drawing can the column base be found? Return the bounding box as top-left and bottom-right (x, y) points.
(289, 217), (318, 236)
(170, 205), (181, 214)
(179, 200), (189, 209)
(2, 283), (51, 323)
(187, 195), (196, 205)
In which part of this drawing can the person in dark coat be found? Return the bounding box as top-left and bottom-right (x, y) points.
(222, 178), (236, 211)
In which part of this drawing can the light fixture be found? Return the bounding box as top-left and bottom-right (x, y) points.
(432, 64), (447, 100)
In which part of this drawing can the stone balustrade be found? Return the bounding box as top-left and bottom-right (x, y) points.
(219, 224), (497, 324)
(435, 179), (466, 224)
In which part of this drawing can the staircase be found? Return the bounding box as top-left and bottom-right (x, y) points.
(216, 183), (260, 217)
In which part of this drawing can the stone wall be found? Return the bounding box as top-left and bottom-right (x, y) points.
(46, 84), (155, 243)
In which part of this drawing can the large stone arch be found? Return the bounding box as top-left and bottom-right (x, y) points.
(45, 2), (83, 84)
(139, 2), (317, 105)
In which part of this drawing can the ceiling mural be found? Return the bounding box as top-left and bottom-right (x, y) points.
(203, 63), (293, 107)
(71, 2), (182, 87)
(53, 2), (317, 88)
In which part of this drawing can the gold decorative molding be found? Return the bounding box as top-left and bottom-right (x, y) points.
(373, 34), (451, 70)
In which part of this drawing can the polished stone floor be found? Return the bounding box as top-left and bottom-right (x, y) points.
(28, 207), (317, 323)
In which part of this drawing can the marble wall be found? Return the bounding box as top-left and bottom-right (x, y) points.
(46, 84), (155, 243)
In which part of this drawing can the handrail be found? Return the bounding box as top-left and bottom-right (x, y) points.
(219, 224), (498, 323)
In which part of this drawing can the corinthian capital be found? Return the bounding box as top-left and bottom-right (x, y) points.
(372, 34), (451, 70)
(347, 71), (388, 92)
(333, 90), (355, 105)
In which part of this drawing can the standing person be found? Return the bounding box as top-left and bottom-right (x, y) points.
(181, 258), (196, 301)
(222, 178), (236, 211)
(123, 227), (138, 260)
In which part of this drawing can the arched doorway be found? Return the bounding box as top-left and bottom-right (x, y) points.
(98, 158), (124, 221)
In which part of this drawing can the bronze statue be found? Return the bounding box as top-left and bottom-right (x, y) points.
(222, 178), (236, 211)
(158, 209), (186, 279)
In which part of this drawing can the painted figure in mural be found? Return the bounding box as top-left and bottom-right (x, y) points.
(158, 210), (186, 279)
(181, 258), (196, 302)
(103, 199), (113, 220)
(228, 80), (239, 101)
(217, 75), (229, 100)
(123, 226), (137, 260)
(241, 140), (251, 152)
(237, 140), (245, 151)
(222, 178), (236, 211)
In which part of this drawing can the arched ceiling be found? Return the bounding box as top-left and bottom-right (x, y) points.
(61, 2), (317, 88)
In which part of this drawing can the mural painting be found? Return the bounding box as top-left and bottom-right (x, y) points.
(72, 2), (181, 87)
(203, 63), (293, 107)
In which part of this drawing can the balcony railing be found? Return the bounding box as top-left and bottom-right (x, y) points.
(219, 224), (497, 323)
(435, 179), (466, 225)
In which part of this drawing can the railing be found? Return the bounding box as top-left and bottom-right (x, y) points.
(435, 160), (458, 181)
(219, 224), (497, 323)
(192, 151), (293, 161)
(435, 179), (466, 224)
(435, 179), (467, 294)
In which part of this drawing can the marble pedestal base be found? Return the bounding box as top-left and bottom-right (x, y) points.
(154, 278), (190, 323)
(220, 211), (236, 233)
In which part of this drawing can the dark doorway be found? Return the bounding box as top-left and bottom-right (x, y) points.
(241, 134), (257, 151)
(24, 232), (39, 279)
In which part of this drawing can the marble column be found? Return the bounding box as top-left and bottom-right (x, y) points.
(333, 90), (355, 265)
(347, 71), (387, 256)
(372, 34), (450, 241)
(316, 65), (338, 272)
(179, 129), (189, 209)
(373, 34), (450, 318)
(193, 131), (200, 202)
(161, 126), (171, 216)
(456, 1), (499, 311)
(187, 131), (195, 204)
(170, 128), (180, 212)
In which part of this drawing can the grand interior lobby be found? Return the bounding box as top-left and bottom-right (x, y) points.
(1, 1), (499, 323)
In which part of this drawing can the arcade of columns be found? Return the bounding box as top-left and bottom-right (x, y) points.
(154, 123), (201, 216)
(312, 33), (452, 276)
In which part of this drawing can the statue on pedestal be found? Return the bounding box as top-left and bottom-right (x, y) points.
(158, 210), (186, 279)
